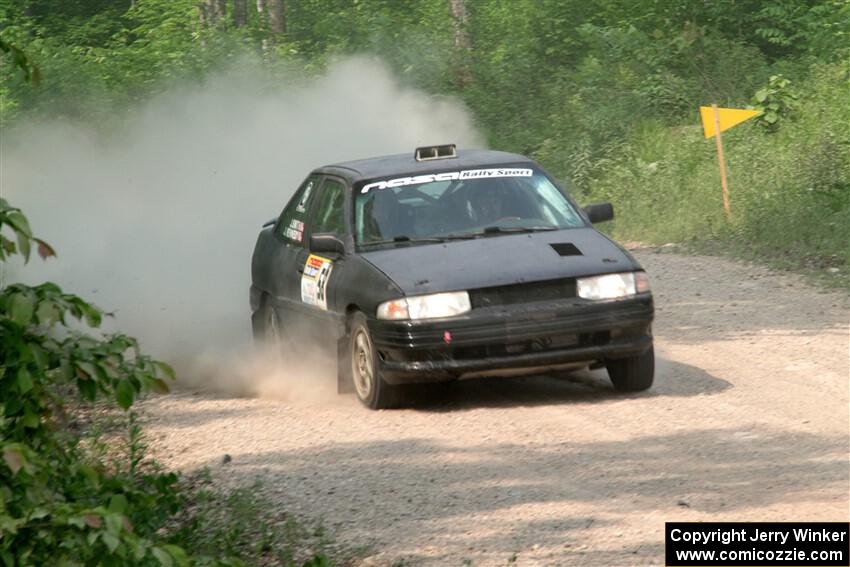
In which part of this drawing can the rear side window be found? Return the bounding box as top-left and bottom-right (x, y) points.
(311, 179), (346, 236)
(277, 175), (319, 245)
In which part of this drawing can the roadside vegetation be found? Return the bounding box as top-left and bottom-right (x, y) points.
(0, 196), (338, 564)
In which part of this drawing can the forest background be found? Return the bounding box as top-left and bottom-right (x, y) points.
(2, 0), (848, 279)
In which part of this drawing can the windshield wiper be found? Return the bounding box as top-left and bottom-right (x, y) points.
(359, 235), (447, 248)
(359, 228), (556, 248)
(482, 225), (559, 234)
(441, 233), (479, 240)
(446, 226), (560, 239)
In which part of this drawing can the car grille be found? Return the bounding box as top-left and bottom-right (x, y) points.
(451, 331), (609, 361)
(387, 331), (611, 363)
(469, 278), (577, 308)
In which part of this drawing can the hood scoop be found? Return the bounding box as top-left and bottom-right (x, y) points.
(550, 242), (582, 257)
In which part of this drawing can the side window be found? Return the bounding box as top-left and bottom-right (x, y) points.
(277, 175), (319, 245)
(311, 179), (346, 235)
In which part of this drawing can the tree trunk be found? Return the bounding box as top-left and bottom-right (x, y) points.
(257, 0), (268, 52)
(200, 0), (226, 27)
(233, 0), (247, 27)
(448, 0), (472, 87)
(449, 0), (471, 50)
(206, 0), (225, 25)
(257, 0), (284, 52)
(267, 0), (286, 34)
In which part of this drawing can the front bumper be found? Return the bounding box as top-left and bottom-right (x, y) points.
(370, 294), (654, 384)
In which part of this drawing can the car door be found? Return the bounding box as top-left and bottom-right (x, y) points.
(264, 175), (320, 316)
(295, 176), (348, 336)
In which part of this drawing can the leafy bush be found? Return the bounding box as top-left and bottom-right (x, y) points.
(0, 198), (248, 566)
(752, 74), (797, 131)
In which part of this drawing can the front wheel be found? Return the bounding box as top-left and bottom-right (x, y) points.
(349, 312), (400, 409)
(606, 346), (655, 392)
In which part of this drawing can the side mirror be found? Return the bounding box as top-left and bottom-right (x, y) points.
(262, 218), (276, 228)
(309, 233), (345, 256)
(584, 202), (614, 224)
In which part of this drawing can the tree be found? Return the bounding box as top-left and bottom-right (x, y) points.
(448, 0), (472, 87)
(200, 0), (227, 27)
(267, 0), (286, 34)
(233, 0), (248, 27)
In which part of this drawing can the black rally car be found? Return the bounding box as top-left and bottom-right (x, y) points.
(250, 145), (654, 409)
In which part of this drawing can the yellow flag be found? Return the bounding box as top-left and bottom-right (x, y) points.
(700, 106), (762, 138)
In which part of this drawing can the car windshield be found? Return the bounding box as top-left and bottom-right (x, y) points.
(354, 166), (584, 247)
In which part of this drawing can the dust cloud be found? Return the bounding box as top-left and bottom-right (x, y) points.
(1, 57), (482, 400)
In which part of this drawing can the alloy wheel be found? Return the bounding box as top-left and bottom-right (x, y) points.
(352, 328), (374, 401)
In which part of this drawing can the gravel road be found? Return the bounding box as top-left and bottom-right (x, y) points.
(141, 248), (850, 566)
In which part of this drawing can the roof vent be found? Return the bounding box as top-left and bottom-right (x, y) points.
(415, 144), (457, 162)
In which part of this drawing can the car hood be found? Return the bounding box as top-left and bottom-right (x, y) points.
(360, 228), (640, 295)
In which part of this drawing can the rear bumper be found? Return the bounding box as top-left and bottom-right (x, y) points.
(370, 294), (654, 384)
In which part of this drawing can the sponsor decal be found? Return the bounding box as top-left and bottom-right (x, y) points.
(301, 254), (333, 310)
(289, 219), (304, 232)
(283, 227), (302, 242)
(303, 255), (324, 278)
(360, 168), (533, 193)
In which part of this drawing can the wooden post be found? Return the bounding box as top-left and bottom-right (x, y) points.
(711, 104), (731, 218)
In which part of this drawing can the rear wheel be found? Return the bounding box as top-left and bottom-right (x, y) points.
(252, 297), (289, 357)
(349, 312), (400, 409)
(606, 346), (654, 392)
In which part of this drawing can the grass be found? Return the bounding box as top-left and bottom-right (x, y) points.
(164, 471), (371, 566)
(70, 397), (360, 567)
(583, 62), (849, 290)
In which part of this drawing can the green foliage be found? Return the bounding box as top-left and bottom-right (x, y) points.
(6, 179), (278, 565)
(751, 0), (850, 60)
(2, 207), (167, 564)
(168, 476), (335, 566)
(0, 198), (250, 565)
(0, 199), (55, 263)
(752, 74), (797, 131)
(585, 62), (849, 280)
(0, 36), (41, 86)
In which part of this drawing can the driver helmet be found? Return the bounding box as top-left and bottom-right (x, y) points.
(466, 184), (505, 224)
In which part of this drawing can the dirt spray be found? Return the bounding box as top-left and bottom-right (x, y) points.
(1, 57), (482, 400)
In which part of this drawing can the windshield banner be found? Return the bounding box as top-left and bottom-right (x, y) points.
(361, 168), (533, 193)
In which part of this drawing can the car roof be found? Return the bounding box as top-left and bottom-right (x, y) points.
(316, 149), (535, 182)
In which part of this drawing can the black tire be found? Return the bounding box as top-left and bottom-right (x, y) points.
(348, 312), (400, 409)
(336, 333), (354, 394)
(251, 296), (287, 352)
(606, 346), (655, 392)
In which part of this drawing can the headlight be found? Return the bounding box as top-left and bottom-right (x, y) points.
(577, 271), (650, 300)
(377, 291), (471, 320)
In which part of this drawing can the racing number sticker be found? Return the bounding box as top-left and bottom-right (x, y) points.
(301, 254), (333, 310)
